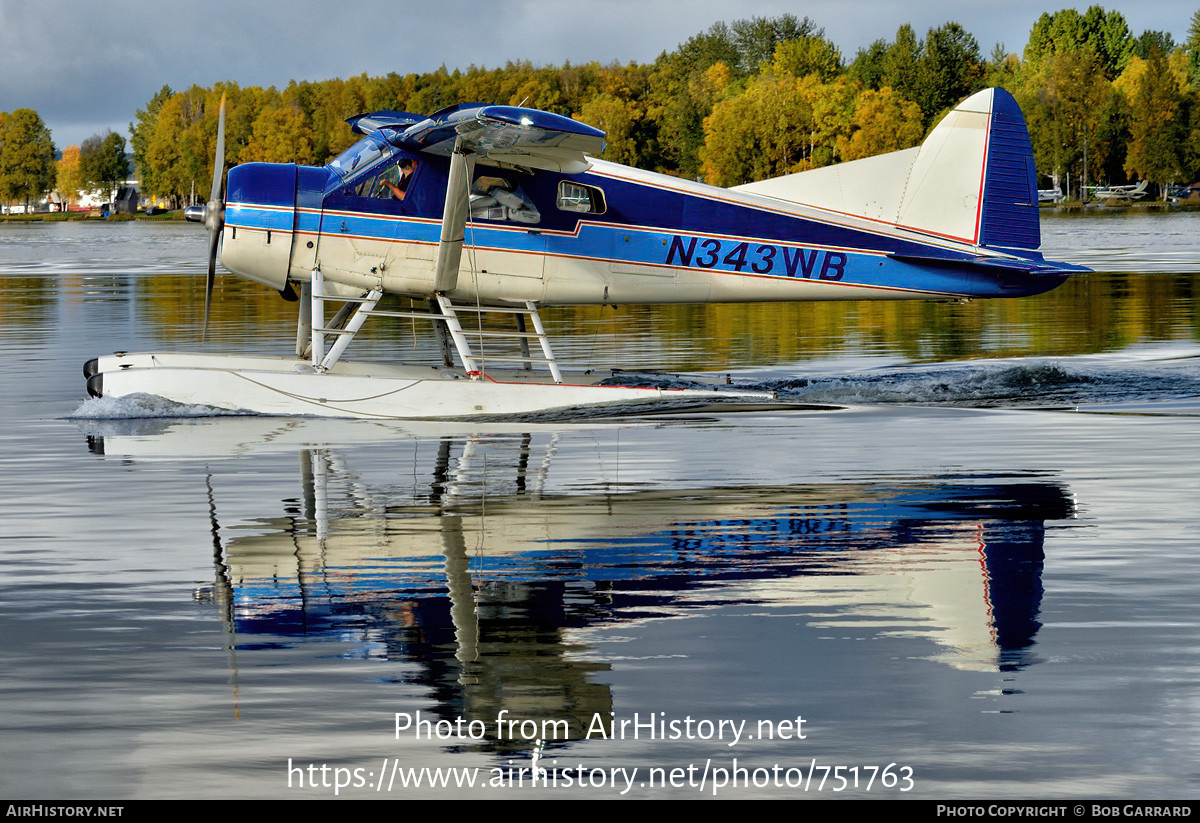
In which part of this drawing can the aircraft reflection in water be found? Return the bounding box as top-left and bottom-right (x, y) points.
(86, 420), (1072, 752)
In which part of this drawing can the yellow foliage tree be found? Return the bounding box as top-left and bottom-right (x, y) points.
(837, 88), (924, 161)
(576, 94), (639, 166)
(772, 36), (842, 80)
(56, 145), (83, 208)
(240, 106), (316, 165)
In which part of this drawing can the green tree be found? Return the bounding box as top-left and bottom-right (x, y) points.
(917, 23), (985, 125)
(730, 14), (822, 74)
(985, 43), (1021, 92)
(0, 108), (56, 210)
(646, 22), (740, 176)
(80, 131), (130, 201)
(645, 15), (826, 176)
(1025, 6), (1133, 79)
(1093, 6), (1135, 77)
(880, 25), (924, 106)
(1186, 10), (1200, 89)
(848, 38), (889, 89)
(1133, 30), (1175, 59)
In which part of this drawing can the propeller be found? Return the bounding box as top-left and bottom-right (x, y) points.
(184, 93), (226, 341)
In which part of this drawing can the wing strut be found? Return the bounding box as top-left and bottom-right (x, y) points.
(433, 137), (475, 293)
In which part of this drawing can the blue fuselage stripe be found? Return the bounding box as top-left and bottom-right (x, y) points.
(224, 155), (1066, 299)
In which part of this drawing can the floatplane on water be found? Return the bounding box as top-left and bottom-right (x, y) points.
(84, 88), (1086, 419)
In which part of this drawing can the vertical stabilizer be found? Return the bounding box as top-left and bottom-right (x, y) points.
(733, 88), (1040, 252)
(974, 90), (1040, 252)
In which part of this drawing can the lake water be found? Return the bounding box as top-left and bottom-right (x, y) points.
(1, 215), (1198, 799)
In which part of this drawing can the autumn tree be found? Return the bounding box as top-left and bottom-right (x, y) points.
(1019, 49), (1114, 191)
(838, 87), (924, 161)
(56, 145), (83, 208)
(772, 35), (843, 80)
(240, 105), (316, 164)
(700, 74), (816, 185)
(144, 88), (209, 206)
(576, 93), (641, 166)
(700, 74), (886, 185)
(1123, 47), (1185, 195)
(117, 10), (1200, 194)
(130, 85), (173, 198)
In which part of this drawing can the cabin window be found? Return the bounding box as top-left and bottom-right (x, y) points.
(470, 176), (540, 224)
(557, 181), (605, 214)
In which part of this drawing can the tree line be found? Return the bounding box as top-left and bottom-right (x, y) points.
(0, 109), (130, 210)
(5, 7), (1200, 211)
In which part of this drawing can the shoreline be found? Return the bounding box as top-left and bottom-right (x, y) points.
(0, 210), (186, 223)
(1044, 199), (1199, 212)
(5, 201), (1199, 224)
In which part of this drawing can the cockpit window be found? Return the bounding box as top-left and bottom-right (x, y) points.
(353, 158), (417, 199)
(327, 136), (389, 178)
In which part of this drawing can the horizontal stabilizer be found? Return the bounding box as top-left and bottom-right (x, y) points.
(889, 252), (1090, 275)
(734, 88), (1041, 252)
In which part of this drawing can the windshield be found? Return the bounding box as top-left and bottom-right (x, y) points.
(327, 136), (389, 178)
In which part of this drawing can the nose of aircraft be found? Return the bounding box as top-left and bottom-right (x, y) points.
(226, 163), (300, 211)
(219, 163), (304, 292)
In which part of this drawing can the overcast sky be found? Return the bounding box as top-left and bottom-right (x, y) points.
(1, 0), (1193, 150)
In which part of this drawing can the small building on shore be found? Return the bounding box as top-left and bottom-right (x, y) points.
(112, 186), (138, 214)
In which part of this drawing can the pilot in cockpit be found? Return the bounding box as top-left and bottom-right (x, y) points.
(379, 159), (416, 200)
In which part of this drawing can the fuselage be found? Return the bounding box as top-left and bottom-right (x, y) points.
(221, 137), (1070, 307)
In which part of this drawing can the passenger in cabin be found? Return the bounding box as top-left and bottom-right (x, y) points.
(380, 159), (416, 200)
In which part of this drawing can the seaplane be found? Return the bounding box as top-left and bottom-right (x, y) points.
(84, 87), (1086, 419)
(1089, 179), (1150, 203)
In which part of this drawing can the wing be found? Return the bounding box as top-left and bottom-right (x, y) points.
(390, 103), (606, 174)
(344, 110), (426, 135)
(346, 104), (606, 293)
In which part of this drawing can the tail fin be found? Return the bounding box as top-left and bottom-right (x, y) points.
(732, 88), (1040, 252)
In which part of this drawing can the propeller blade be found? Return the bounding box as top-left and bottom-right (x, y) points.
(203, 228), (219, 341)
(202, 94), (226, 341)
(209, 93), (226, 207)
